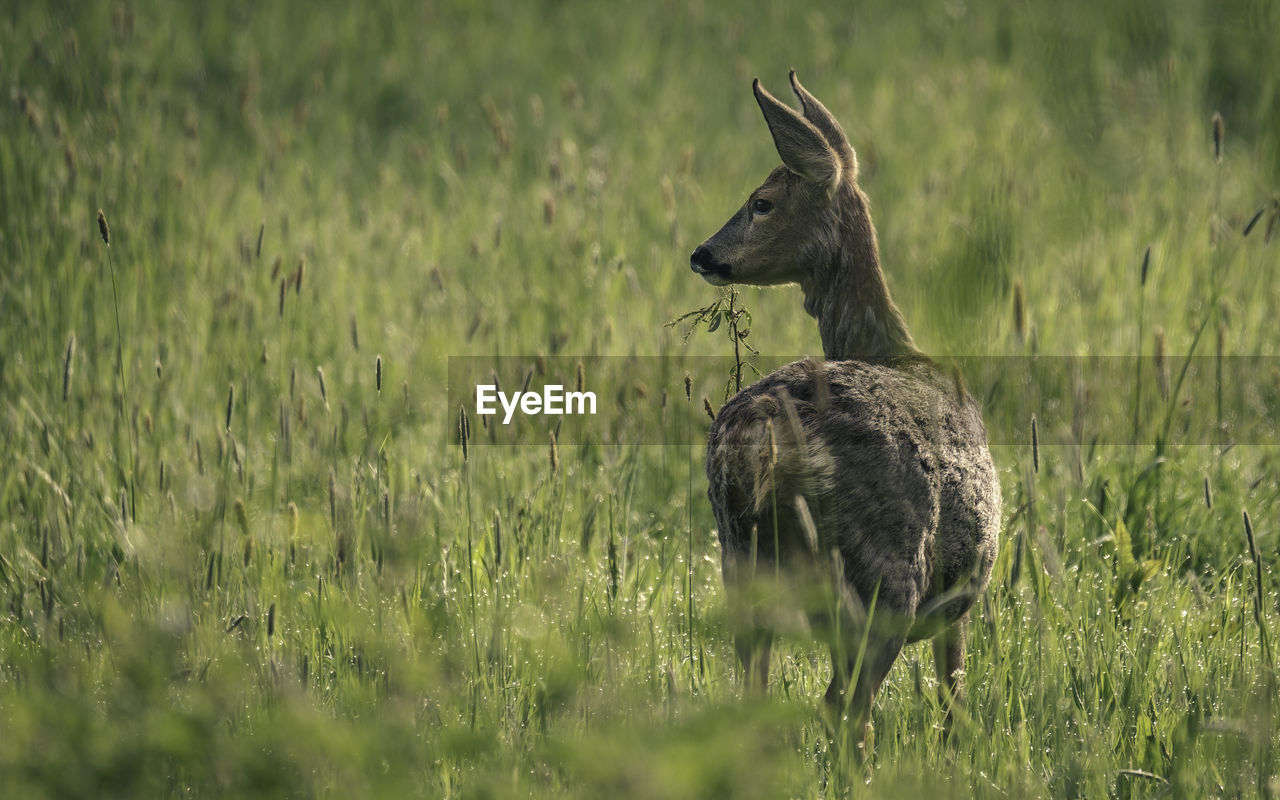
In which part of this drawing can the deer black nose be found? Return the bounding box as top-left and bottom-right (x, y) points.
(690, 245), (713, 272)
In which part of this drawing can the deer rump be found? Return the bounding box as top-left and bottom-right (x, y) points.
(706, 356), (999, 641)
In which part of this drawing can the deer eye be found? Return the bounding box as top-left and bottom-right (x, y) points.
(750, 198), (774, 215)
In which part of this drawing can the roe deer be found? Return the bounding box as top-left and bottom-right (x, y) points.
(690, 72), (1001, 743)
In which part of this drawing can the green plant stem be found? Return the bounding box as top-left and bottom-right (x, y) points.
(105, 242), (136, 523)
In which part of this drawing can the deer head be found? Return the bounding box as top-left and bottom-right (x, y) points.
(689, 72), (917, 361)
(689, 71), (858, 288)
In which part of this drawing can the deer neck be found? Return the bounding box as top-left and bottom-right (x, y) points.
(801, 191), (919, 362)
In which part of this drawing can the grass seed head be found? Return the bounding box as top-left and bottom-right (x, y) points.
(1154, 326), (1169, 401)
(21, 91), (44, 130)
(679, 144), (694, 176)
(1212, 112), (1224, 162)
(1012, 277), (1026, 342)
(376, 355), (382, 393)
(97, 209), (110, 245)
(765, 417), (778, 469)
(1244, 206), (1266, 237)
(62, 333), (75, 402)
(549, 431), (559, 475)
(1031, 414), (1039, 473)
(1243, 509), (1258, 560)
(328, 469), (337, 528)
(225, 383), (235, 431)
(458, 405), (469, 461)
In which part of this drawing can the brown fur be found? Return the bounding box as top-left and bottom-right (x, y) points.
(690, 73), (1001, 745)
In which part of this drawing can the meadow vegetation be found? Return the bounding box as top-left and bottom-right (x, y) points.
(2, 0), (1278, 796)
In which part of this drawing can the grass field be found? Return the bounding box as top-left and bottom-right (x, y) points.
(2, 1), (1279, 796)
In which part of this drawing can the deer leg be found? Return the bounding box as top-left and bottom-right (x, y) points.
(932, 615), (967, 736)
(825, 634), (905, 751)
(723, 553), (773, 694)
(736, 628), (774, 693)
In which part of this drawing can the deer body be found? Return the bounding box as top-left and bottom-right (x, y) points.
(691, 73), (1000, 741)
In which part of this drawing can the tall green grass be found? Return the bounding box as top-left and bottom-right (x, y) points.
(2, 0), (1277, 796)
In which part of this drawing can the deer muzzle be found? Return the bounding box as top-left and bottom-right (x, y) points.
(690, 244), (733, 285)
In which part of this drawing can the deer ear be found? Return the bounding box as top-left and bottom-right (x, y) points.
(789, 71), (857, 178)
(754, 78), (841, 189)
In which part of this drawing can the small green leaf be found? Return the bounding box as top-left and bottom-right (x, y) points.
(1113, 518), (1135, 577)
